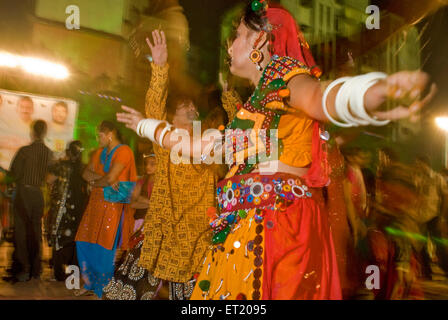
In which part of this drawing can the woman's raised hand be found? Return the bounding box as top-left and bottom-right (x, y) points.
(116, 105), (144, 133)
(146, 29), (168, 67)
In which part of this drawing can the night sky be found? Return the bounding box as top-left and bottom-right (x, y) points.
(179, 0), (242, 84)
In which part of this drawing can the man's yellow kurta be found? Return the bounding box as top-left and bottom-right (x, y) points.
(138, 63), (240, 283)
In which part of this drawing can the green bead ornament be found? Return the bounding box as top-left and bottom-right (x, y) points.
(251, 0), (262, 12)
(199, 280), (211, 291)
(238, 209), (248, 219)
(212, 226), (231, 244)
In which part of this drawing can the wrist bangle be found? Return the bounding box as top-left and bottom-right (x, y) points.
(322, 77), (353, 127)
(336, 77), (369, 126)
(351, 72), (390, 126)
(322, 73), (392, 127)
(137, 119), (171, 146)
(136, 120), (144, 137)
(158, 123), (173, 147)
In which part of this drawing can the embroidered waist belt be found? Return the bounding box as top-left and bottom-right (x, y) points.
(210, 172), (318, 245)
(217, 172), (315, 213)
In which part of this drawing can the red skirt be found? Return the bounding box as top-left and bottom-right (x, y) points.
(263, 188), (342, 299)
(191, 172), (342, 300)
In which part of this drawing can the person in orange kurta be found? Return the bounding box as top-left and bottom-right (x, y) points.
(75, 121), (137, 297)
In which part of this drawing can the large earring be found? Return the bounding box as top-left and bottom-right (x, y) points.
(250, 30), (266, 71)
(250, 49), (263, 71)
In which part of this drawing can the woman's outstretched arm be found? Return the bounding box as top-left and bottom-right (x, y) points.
(287, 70), (437, 124)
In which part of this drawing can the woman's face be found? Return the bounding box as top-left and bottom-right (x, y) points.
(227, 22), (260, 79)
(97, 130), (111, 148)
(145, 157), (156, 175)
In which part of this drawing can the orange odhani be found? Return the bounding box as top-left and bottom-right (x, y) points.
(75, 146), (137, 250)
(191, 2), (341, 300)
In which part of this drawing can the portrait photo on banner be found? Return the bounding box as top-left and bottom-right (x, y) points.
(0, 89), (78, 169)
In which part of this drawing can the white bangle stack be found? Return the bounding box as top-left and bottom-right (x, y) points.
(136, 118), (173, 147)
(336, 77), (370, 126)
(322, 72), (391, 127)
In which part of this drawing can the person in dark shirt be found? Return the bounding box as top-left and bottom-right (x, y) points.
(9, 120), (53, 282)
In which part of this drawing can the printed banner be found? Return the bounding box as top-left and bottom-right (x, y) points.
(0, 89), (78, 169)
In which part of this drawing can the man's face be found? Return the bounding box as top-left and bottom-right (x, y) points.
(172, 101), (198, 127)
(52, 104), (68, 125)
(17, 98), (34, 123)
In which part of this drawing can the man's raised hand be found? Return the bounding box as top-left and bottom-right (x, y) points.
(146, 29), (168, 67)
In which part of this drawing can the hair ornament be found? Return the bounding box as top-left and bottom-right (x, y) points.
(251, 0), (268, 12)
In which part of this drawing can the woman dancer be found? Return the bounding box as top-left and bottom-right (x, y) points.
(75, 121), (137, 297)
(117, 1), (435, 300)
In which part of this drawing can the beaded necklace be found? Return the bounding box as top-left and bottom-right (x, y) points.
(226, 55), (312, 177)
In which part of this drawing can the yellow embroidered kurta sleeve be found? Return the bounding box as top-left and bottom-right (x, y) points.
(140, 61), (217, 283)
(145, 62), (169, 120)
(221, 89), (242, 124)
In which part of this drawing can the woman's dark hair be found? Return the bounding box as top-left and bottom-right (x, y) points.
(67, 140), (83, 161)
(143, 154), (156, 166)
(32, 120), (47, 139)
(66, 140), (83, 178)
(242, 1), (269, 32)
(99, 120), (123, 143)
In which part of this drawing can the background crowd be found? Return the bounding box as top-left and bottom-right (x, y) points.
(0, 114), (447, 300)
